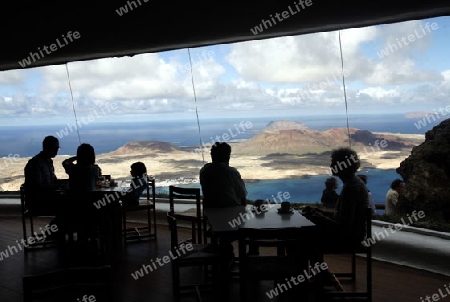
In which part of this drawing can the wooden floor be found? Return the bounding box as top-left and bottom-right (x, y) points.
(0, 215), (449, 302)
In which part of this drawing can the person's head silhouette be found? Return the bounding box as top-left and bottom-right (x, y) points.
(210, 142), (231, 164)
(42, 136), (59, 158)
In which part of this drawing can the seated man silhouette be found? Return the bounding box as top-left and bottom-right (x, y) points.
(200, 142), (250, 262)
(303, 147), (368, 285)
(24, 135), (61, 215)
(200, 142), (247, 208)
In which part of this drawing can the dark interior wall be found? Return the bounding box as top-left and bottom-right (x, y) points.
(2, 0), (450, 71)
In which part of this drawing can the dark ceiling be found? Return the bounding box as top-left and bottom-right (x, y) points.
(2, 0), (450, 72)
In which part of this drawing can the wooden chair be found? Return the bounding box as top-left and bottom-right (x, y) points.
(238, 227), (308, 301)
(122, 176), (157, 243)
(322, 208), (373, 301)
(169, 186), (203, 244)
(20, 184), (59, 250)
(22, 265), (112, 302)
(167, 213), (219, 302)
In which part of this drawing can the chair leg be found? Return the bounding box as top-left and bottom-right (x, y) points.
(192, 222), (197, 244)
(152, 206), (157, 238)
(197, 220), (202, 244)
(352, 253), (356, 281)
(30, 216), (34, 235)
(122, 211), (127, 244)
(172, 262), (181, 302)
(147, 208), (151, 236)
(22, 215), (27, 246)
(367, 250), (372, 302)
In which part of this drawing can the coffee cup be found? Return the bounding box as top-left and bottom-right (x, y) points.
(254, 199), (264, 211)
(280, 201), (291, 212)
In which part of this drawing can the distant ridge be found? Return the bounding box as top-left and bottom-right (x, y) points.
(233, 120), (419, 155)
(107, 141), (181, 155)
(405, 111), (433, 119)
(104, 121), (423, 157)
(265, 120), (308, 131)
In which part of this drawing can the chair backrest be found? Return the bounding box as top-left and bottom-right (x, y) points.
(168, 186), (201, 213)
(23, 265), (112, 302)
(167, 212), (180, 250)
(169, 186), (203, 243)
(145, 176), (156, 204)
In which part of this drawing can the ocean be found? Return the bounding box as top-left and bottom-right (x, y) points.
(0, 113), (437, 158)
(179, 168), (399, 207)
(1, 113), (437, 206)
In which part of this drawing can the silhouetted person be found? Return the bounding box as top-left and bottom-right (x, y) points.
(320, 177), (339, 209)
(385, 178), (405, 217)
(200, 142), (247, 208)
(303, 147), (368, 286)
(122, 162), (148, 207)
(62, 143), (101, 242)
(24, 135), (60, 214)
(63, 143), (100, 192)
(200, 142), (248, 264)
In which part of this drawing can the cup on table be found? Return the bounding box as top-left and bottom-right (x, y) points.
(280, 201), (291, 212)
(254, 199), (265, 211)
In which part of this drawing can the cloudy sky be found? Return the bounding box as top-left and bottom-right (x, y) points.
(0, 16), (449, 126)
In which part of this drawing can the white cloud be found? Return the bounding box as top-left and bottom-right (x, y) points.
(0, 70), (25, 84)
(0, 18), (448, 120)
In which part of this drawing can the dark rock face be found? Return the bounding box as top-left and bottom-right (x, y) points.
(350, 130), (406, 149)
(396, 118), (450, 220)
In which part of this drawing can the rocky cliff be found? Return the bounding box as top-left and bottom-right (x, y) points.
(397, 118), (450, 221)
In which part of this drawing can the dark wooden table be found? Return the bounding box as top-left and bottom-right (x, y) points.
(204, 204), (315, 233)
(204, 204), (316, 301)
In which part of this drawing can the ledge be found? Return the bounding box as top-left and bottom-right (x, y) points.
(372, 219), (450, 240)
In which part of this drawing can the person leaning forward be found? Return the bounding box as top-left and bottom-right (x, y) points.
(302, 147), (368, 286)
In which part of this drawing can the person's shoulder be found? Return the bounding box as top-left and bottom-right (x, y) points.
(226, 165), (241, 174)
(25, 153), (42, 166)
(201, 162), (213, 169)
(200, 163), (213, 173)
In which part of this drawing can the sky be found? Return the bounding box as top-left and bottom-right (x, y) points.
(0, 16), (449, 126)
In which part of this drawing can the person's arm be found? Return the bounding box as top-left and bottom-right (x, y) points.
(320, 190), (326, 204)
(390, 191), (399, 208)
(233, 169), (247, 205)
(62, 156), (77, 174)
(368, 192), (376, 214)
(303, 206), (338, 227)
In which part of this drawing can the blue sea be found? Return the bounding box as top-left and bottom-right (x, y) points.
(1, 113), (439, 205)
(181, 168), (399, 210)
(0, 113), (437, 157)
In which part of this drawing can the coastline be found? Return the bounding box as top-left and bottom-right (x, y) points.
(0, 130), (423, 191)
